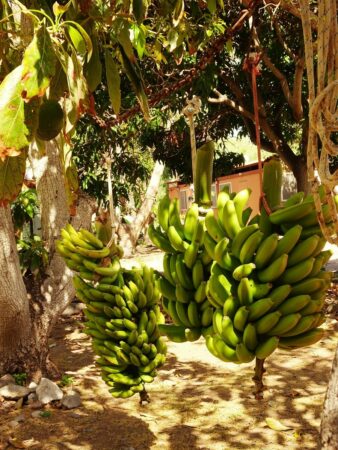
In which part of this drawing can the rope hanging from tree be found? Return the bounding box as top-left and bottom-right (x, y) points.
(299, 0), (338, 244)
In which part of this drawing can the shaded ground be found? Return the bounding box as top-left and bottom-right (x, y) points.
(0, 248), (337, 450)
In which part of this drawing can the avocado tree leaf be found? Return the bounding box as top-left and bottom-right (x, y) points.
(105, 50), (121, 115)
(132, 0), (148, 24)
(172, 0), (184, 27)
(63, 21), (93, 60)
(207, 0), (217, 13)
(118, 21), (136, 63)
(84, 34), (102, 92)
(119, 45), (150, 121)
(21, 24), (56, 99)
(0, 66), (29, 159)
(0, 149), (28, 206)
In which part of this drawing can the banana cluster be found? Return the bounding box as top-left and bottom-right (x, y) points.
(57, 226), (167, 399)
(149, 197), (213, 341)
(204, 189), (332, 363)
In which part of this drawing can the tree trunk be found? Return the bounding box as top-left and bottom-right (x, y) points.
(320, 344), (338, 450)
(292, 159), (311, 193)
(0, 140), (95, 379)
(119, 161), (164, 257)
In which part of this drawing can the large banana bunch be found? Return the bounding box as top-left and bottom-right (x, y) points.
(149, 197), (215, 341)
(204, 186), (332, 364)
(57, 225), (167, 399)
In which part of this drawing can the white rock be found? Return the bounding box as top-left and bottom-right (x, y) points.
(0, 374), (15, 388)
(31, 410), (42, 418)
(36, 378), (63, 405)
(61, 392), (81, 409)
(9, 420), (20, 428)
(0, 384), (30, 399)
(28, 381), (38, 391)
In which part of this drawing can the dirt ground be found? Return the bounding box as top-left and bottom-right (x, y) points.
(1, 248), (337, 450)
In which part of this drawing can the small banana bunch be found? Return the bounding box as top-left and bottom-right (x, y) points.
(203, 187), (332, 364)
(57, 226), (167, 399)
(149, 196), (213, 341)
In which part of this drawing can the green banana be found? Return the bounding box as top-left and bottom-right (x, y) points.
(237, 277), (254, 305)
(175, 301), (192, 327)
(243, 323), (258, 351)
(284, 192), (304, 207)
(183, 203), (199, 241)
(223, 296), (240, 319)
(231, 224), (259, 259)
(232, 263), (256, 281)
(279, 328), (324, 349)
(281, 314), (317, 337)
(176, 254), (194, 289)
(204, 231), (217, 260)
(187, 302), (201, 327)
(148, 223), (175, 253)
(272, 224), (302, 260)
(287, 235), (320, 267)
(167, 225), (188, 252)
(255, 311), (282, 334)
(185, 328), (202, 342)
(255, 336), (279, 359)
(205, 210), (225, 242)
(233, 188), (251, 227)
(257, 254), (288, 283)
(269, 202), (313, 225)
(175, 284), (192, 303)
(239, 230), (264, 264)
(168, 198), (185, 237)
(279, 257), (315, 284)
(300, 298), (325, 315)
(236, 343), (255, 363)
(267, 313), (301, 336)
(242, 207), (253, 226)
(167, 300), (184, 326)
(158, 324), (187, 342)
(214, 237), (230, 269)
(158, 196), (171, 232)
(214, 336), (238, 362)
(278, 295), (311, 315)
(250, 280), (273, 299)
(254, 233), (279, 269)
(192, 259), (204, 289)
(158, 277), (177, 301)
(221, 316), (241, 347)
(184, 241), (199, 269)
(248, 298), (273, 321)
(222, 200), (242, 239)
(213, 309), (224, 335)
(201, 306), (214, 327)
(79, 228), (104, 249)
(194, 281), (207, 303)
(233, 306), (249, 332)
(290, 278), (326, 296)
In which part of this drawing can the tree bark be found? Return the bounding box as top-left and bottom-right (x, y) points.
(0, 140), (95, 378)
(321, 344), (338, 450)
(119, 161), (164, 257)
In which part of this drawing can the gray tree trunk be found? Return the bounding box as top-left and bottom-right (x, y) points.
(119, 161), (165, 257)
(0, 140), (95, 379)
(320, 344), (338, 450)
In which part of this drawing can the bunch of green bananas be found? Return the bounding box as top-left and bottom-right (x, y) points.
(149, 196), (215, 342)
(56, 225), (167, 399)
(204, 188), (332, 363)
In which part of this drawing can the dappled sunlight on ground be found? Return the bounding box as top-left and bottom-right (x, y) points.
(0, 247), (337, 449)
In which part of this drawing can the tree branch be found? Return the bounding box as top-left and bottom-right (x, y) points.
(292, 56), (305, 121)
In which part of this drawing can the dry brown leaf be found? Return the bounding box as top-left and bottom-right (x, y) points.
(265, 417), (294, 431)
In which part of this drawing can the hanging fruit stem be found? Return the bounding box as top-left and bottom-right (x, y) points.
(139, 386), (150, 405)
(194, 141), (215, 208)
(105, 155), (117, 248)
(262, 155), (283, 211)
(182, 96), (202, 189)
(253, 358), (266, 399)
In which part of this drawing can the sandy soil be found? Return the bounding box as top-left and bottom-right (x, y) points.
(0, 249), (337, 450)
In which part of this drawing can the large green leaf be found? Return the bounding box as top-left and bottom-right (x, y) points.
(0, 66), (29, 159)
(105, 50), (121, 115)
(0, 149), (27, 206)
(21, 24), (56, 99)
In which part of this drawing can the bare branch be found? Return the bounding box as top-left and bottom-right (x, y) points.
(292, 56), (305, 121)
(208, 90), (255, 121)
